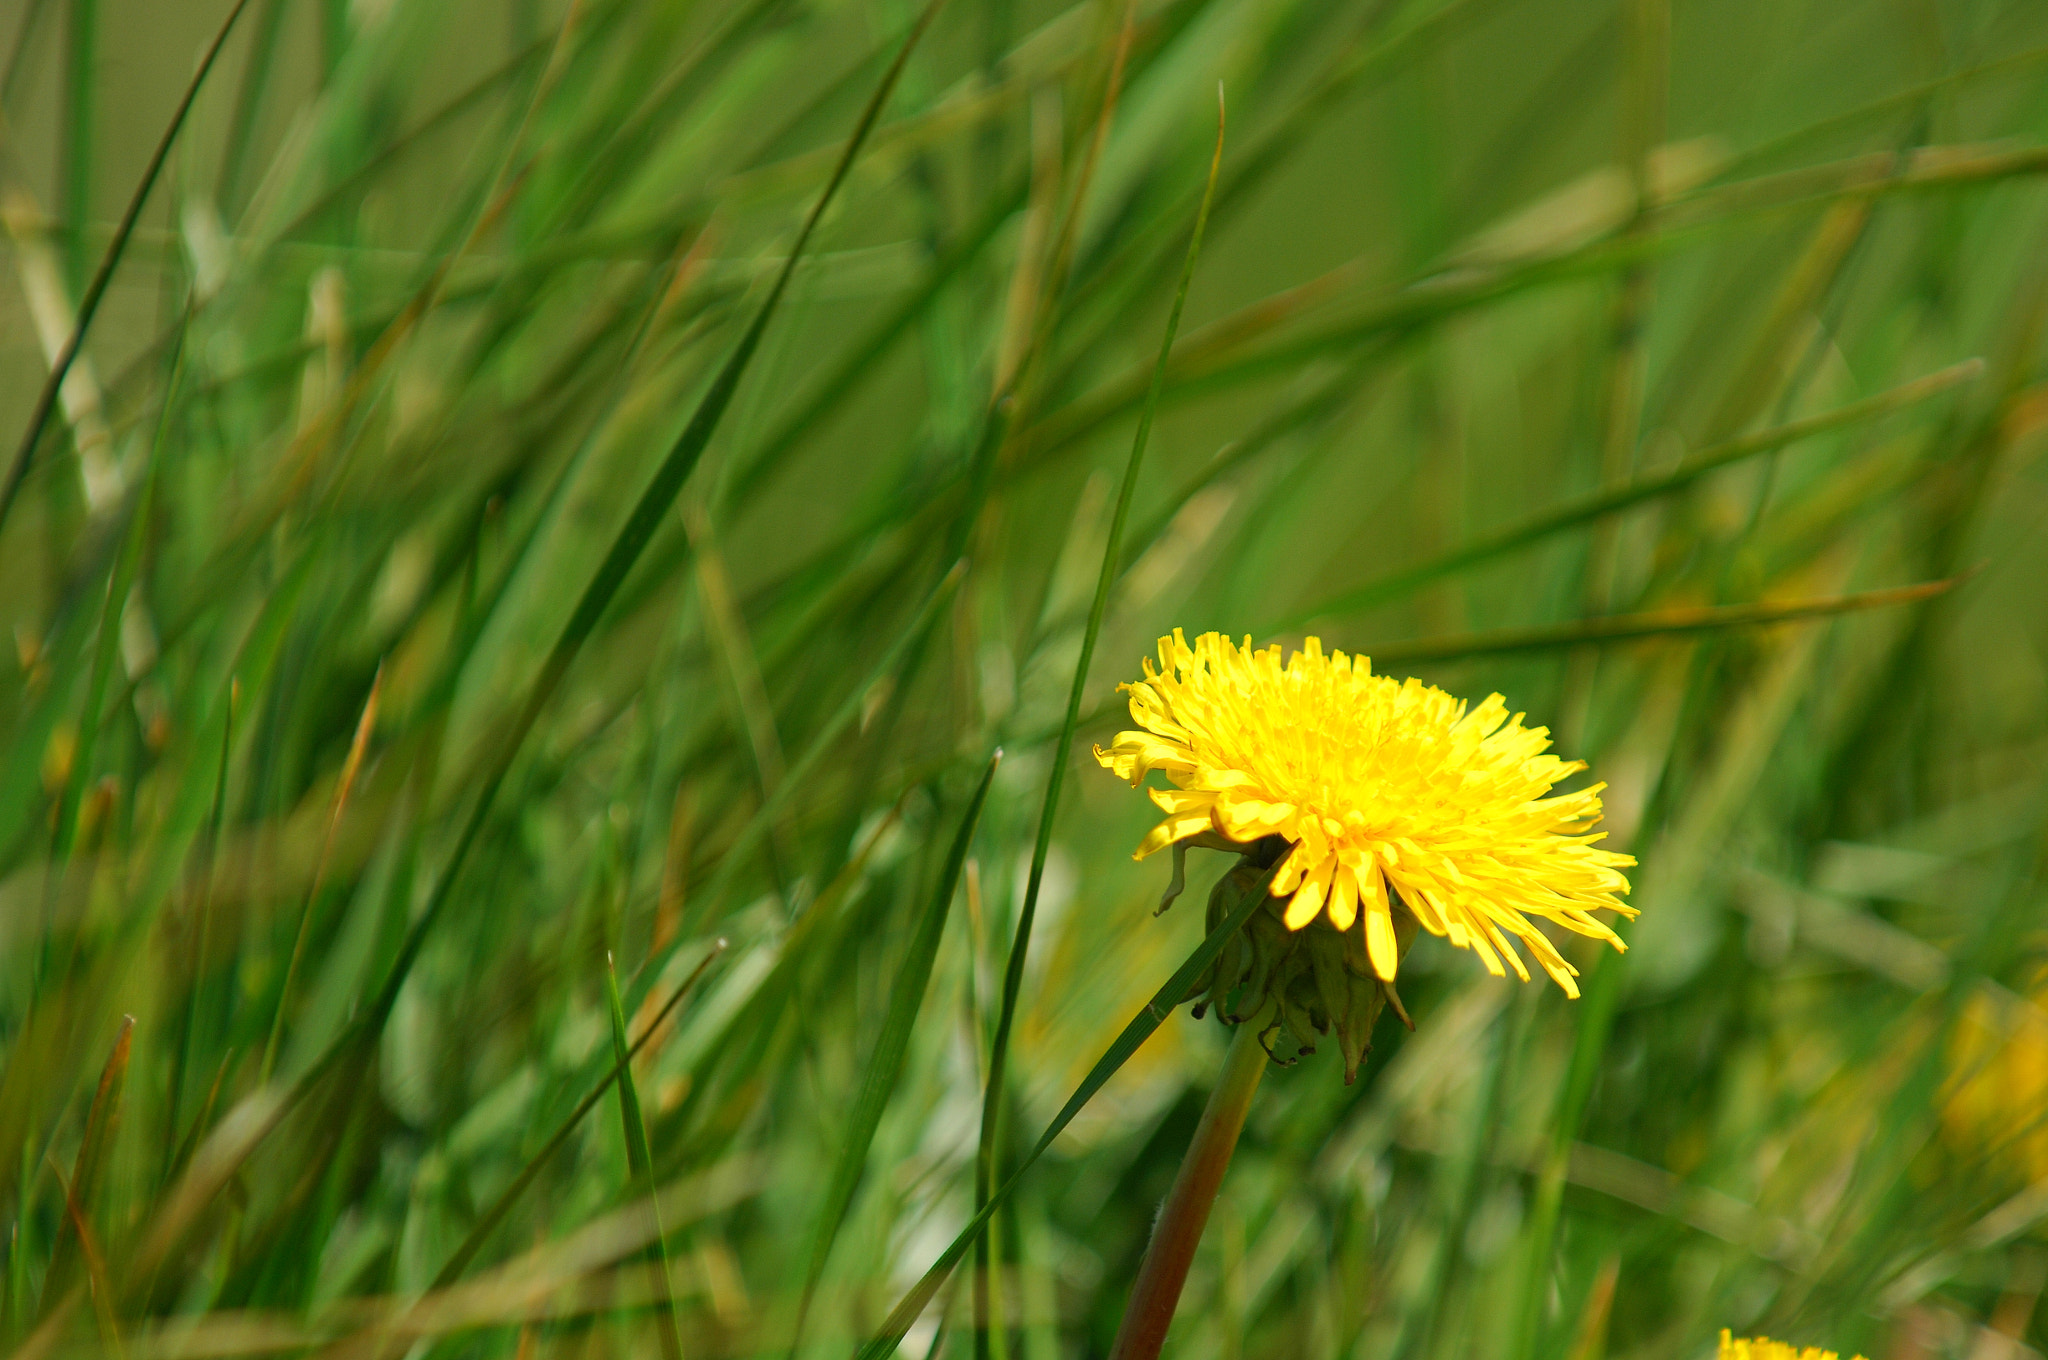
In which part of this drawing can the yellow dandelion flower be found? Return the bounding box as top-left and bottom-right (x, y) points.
(1719, 1330), (1867, 1360)
(1094, 630), (1637, 997)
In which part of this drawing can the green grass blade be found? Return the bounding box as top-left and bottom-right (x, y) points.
(606, 955), (685, 1360)
(974, 97), (1227, 1328)
(212, 0), (286, 215)
(46, 425), (154, 876)
(1356, 576), (1962, 667)
(1, 0), (58, 106)
(857, 856), (1283, 1360)
(162, 677), (238, 1187)
(722, 171), (1027, 513)
(0, 0), (250, 538)
(793, 748), (1003, 1344)
(353, 0), (949, 1041)
(59, 0), (95, 299)
(257, 665), (381, 1088)
(427, 943), (726, 1292)
(1275, 359), (1983, 629)
(685, 560), (968, 934)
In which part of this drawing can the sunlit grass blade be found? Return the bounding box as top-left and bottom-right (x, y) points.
(793, 748), (1002, 1346)
(1276, 359), (1982, 629)
(857, 856), (1283, 1360)
(0, 0), (250, 537)
(606, 955), (684, 1360)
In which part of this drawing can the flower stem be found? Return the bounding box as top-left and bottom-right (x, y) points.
(1108, 1014), (1270, 1360)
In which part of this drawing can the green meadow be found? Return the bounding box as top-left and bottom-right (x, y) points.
(2, 0), (2047, 1357)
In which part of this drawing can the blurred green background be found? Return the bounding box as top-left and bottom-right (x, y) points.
(2, 0), (2047, 1358)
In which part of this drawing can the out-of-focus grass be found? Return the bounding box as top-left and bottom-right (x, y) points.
(2, 2), (2047, 1358)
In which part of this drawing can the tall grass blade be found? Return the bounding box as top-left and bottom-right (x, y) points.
(59, 0), (95, 299)
(345, 0), (949, 1052)
(794, 748), (1002, 1346)
(686, 561), (969, 935)
(973, 94), (1227, 1354)
(858, 857), (1283, 1360)
(163, 677), (238, 1186)
(0, 0), (250, 537)
(605, 955), (685, 1360)
(424, 942), (726, 1293)
(257, 662), (381, 1087)
(212, 0), (285, 215)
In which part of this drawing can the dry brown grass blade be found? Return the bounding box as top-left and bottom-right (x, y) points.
(37, 1015), (132, 1325)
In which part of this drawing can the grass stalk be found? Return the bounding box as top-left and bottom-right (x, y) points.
(971, 83), (1226, 1358)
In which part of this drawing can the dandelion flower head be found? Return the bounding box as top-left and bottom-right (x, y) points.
(1720, 1331), (1866, 1360)
(1095, 630), (1636, 997)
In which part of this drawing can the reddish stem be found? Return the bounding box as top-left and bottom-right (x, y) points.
(1108, 1013), (1270, 1360)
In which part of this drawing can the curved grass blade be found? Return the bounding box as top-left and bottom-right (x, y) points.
(605, 955), (684, 1360)
(792, 748), (1003, 1348)
(1360, 576), (1964, 668)
(0, 0), (251, 538)
(858, 856), (1283, 1360)
(1275, 359), (1983, 629)
(973, 86), (1227, 1356)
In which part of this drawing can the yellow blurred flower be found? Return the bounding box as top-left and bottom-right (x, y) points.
(1943, 979), (2048, 1182)
(1719, 1329), (1866, 1360)
(1095, 630), (1637, 997)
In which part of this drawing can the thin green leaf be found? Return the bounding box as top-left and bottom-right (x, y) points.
(857, 856), (1284, 1360)
(606, 955), (684, 1360)
(354, 0), (951, 1044)
(975, 98), (1228, 1339)
(1275, 359), (1982, 629)
(794, 748), (1003, 1344)
(1361, 577), (1964, 668)
(163, 677), (238, 1187)
(0, 0), (251, 536)
(428, 943), (726, 1292)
